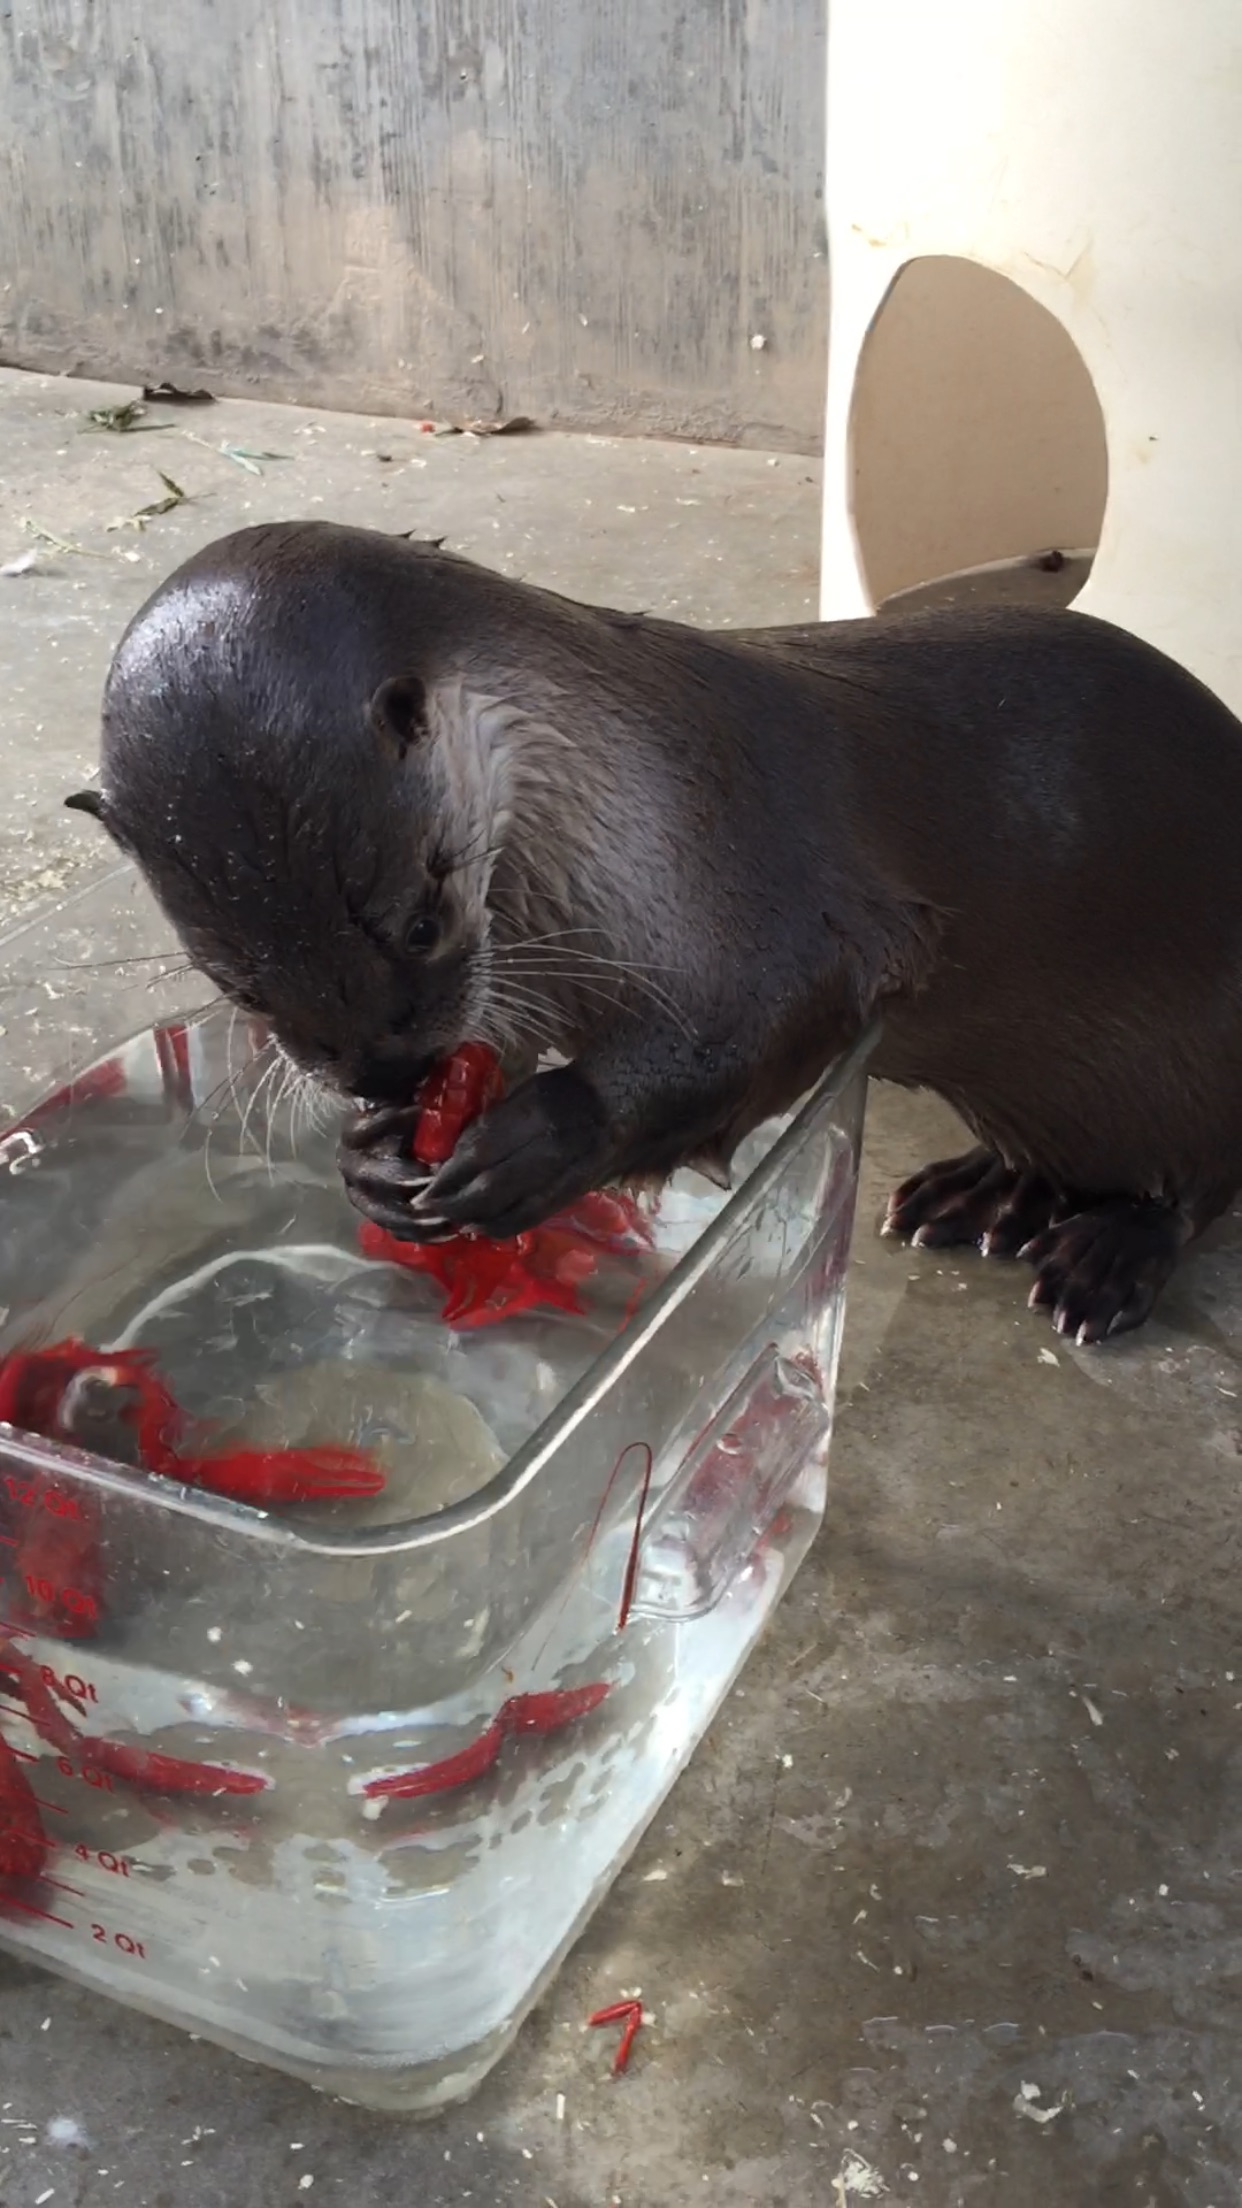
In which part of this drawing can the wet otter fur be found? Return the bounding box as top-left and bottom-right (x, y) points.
(69, 519), (1242, 1344)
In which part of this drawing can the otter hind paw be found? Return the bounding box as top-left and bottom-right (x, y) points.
(1020, 1199), (1186, 1346)
(883, 1147), (1060, 1257)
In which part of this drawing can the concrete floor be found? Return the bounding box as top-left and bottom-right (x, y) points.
(1, 367), (1240, 2208)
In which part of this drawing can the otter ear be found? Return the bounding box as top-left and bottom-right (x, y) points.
(369, 674), (428, 758)
(64, 789), (108, 824)
(65, 788), (129, 854)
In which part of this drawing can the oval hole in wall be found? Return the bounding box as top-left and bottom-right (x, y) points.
(848, 255), (1108, 615)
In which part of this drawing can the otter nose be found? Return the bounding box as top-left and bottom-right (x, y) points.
(351, 1043), (440, 1106)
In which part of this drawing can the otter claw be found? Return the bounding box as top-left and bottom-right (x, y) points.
(338, 1101), (423, 1153)
(337, 1139), (456, 1243)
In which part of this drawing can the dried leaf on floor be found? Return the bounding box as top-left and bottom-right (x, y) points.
(19, 518), (107, 559)
(178, 433), (291, 476)
(1013, 2081), (1071, 2125)
(426, 415), (538, 438)
(464, 416), (538, 436)
(218, 445), (290, 475)
(83, 400), (170, 434)
(833, 2150), (888, 2201)
(142, 382), (215, 405)
(106, 471), (191, 532)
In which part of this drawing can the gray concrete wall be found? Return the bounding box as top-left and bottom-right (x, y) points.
(0, 0), (827, 450)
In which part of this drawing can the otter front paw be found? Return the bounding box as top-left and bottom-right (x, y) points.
(406, 1067), (614, 1239)
(337, 1103), (443, 1241)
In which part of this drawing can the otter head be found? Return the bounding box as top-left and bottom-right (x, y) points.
(69, 527), (501, 1104)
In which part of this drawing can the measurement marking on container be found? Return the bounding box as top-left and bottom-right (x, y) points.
(3, 1477), (85, 1518)
(0, 1618), (35, 1639)
(74, 1846), (132, 1879)
(0, 1896), (74, 1930)
(43, 1877), (85, 1900)
(1, 1669), (100, 1711)
(90, 1923), (147, 1959)
(31, 1796), (68, 1817)
(22, 1576), (98, 1625)
(0, 1534), (16, 1548)
(57, 1672), (97, 1704)
(36, 1667), (98, 1705)
(55, 1758), (114, 1793)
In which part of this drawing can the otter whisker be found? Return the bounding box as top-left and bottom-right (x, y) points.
(490, 955), (692, 1039)
(264, 1054), (301, 1180)
(492, 961), (628, 1001)
(242, 1054), (282, 1166)
(289, 1066), (334, 1154)
(483, 994), (555, 1049)
(175, 994), (228, 1028)
(51, 949), (189, 974)
(274, 1048), (310, 1149)
(497, 949), (685, 1011)
(490, 938), (693, 1032)
(236, 1045), (282, 1163)
(433, 829), (506, 881)
(198, 1004), (244, 1203)
(305, 1079), (337, 1138)
(490, 970), (640, 1030)
(285, 1069), (305, 1159)
(497, 926), (688, 975)
(488, 981), (562, 1027)
(289, 1062), (312, 1154)
(205, 1003), (261, 1143)
(478, 981), (560, 1056)
(176, 1073), (238, 1149)
(143, 962), (198, 993)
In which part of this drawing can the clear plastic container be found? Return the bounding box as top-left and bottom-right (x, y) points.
(0, 866), (872, 2109)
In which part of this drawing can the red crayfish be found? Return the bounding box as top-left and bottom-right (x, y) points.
(0, 1337), (385, 1644)
(0, 1637), (267, 1810)
(0, 1727), (51, 1885)
(362, 1681), (611, 1803)
(359, 1043), (652, 1326)
(0, 1336), (383, 1509)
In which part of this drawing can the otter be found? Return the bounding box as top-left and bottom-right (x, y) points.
(67, 518), (1242, 1346)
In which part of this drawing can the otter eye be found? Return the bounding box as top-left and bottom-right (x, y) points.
(403, 912), (441, 957)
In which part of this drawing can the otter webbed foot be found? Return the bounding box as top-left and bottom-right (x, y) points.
(884, 1149), (1188, 1341)
(1019, 1198), (1187, 1345)
(883, 1147), (1061, 1256)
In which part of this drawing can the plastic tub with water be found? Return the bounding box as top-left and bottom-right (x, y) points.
(0, 875), (871, 2109)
